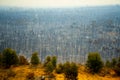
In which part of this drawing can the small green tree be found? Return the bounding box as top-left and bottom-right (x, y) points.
(69, 62), (78, 80)
(51, 56), (57, 68)
(114, 57), (120, 76)
(45, 62), (54, 74)
(19, 55), (29, 65)
(63, 62), (78, 80)
(111, 58), (117, 68)
(0, 54), (2, 67)
(2, 48), (19, 68)
(63, 61), (71, 79)
(105, 60), (111, 68)
(56, 63), (64, 74)
(44, 56), (51, 67)
(44, 56), (57, 74)
(30, 52), (40, 65)
(86, 52), (103, 73)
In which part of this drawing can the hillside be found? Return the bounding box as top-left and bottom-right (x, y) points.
(0, 6), (120, 63)
(0, 65), (120, 80)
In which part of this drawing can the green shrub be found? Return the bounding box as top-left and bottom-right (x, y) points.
(44, 56), (51, 67)
(51, 56), (57, 68)
(0, 54), (2, 67)
(105, 60), (111, 68)
(55, 63), (64, 74)
(105, 57), (120, 76)
(30, 52), (40, 65)
(2, 48), (19, 68)
(44, 56), (57, 74)
(111, 58), (117, 68)
(114, 57), (120, 76)
(19, 55), (29, 65)
(45, 62), (54, 74)
(86, 52), (103, 73)
(63, 62), (78, 80)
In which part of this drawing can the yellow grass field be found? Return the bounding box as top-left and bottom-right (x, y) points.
(0, 65), (120, 80)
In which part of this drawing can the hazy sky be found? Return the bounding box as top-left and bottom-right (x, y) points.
(0, 0), (120, 8)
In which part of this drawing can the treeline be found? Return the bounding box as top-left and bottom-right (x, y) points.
(0, 48), (41, 68)
(0, 48), (120, 80)
(105, 58), (120, 75)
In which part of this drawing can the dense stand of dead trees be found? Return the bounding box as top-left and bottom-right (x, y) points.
(0, 19), (120, 63)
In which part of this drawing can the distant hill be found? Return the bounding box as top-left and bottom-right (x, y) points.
(0, 5), (120, 63)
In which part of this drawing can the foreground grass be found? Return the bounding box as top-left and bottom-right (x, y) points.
(0, 65), (120, 80)
(77, 65), (120, 80)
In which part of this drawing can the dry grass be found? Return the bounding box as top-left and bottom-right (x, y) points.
(77, 65), (120, 80)
(0, 64), (120, 80)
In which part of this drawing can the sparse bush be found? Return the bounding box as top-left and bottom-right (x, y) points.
(105, 60), (111, 68)
(44, 56), (57, 74)
(0, 54), (2, 68)
(26, 72), (35, 80)
(105, 57), (120, 76)
(44, 56), (51, 67)
(45, 62), (54, 74)
(111, 58), (117, 68)
(55, 63), (64, 74)
(63, 62), (78, 80)
(30, 52), (40, 65)
(114, 64), (120, 76)
(2, 48), (19, 68)
(19, 55), (29, 65)
(114, 57), (120, 76)
(51, 56), (57, 68)
(86, 52), (103, 73)
(70, 62), (78, 79)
